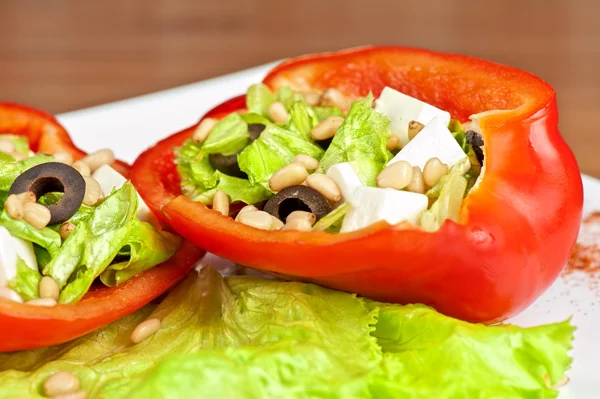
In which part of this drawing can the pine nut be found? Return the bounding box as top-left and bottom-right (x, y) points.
(53, 151), (73, 165)
(80, 149), (115, 173)
(320, 88), (351, 111)
(306, 173), (342, 202)
(282, 218), (313, 231)
(59, 222), (76, 241)
(0, 139), (16, 153)
(268, 101), (289, 124)
(237, 210), (273, 230)
(39, 276), (60, 300)
(293, 154), (319, 171)
(23, 202), (51, 229)
(377, 161), (414, 190)
(53, 391), (87, 399)
(192, 118), (218, 143)
(43, 371), (80, 397)
(0, 287), (23, 303)
(212, 190), (229, 216)
(27, 298), (57, 306)
(302, 91), (321, 106)
(386, 135), (401, 151)
(423, 158), (449, 187)
(130, 318), (161, 344)
(408, 120), (425, 141)
(4, 194), (24, 219)
(269, 163), (308, 192)
(235, 205), (258, 221)
(72, 161), (91, 177)
(270, 216), (284, 230)
(286, 211), (316, 226)
(17, 191), (36, 205)
(310, 116), (344, 141)
(406, 166), (425, 194)
(83, 177), (103, 206)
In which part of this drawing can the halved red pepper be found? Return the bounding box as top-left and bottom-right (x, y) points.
(0, 103), (205, 351)
(131, 47), (583, 323)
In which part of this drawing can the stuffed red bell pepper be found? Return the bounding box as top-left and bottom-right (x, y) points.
(0, 103), (204, 351)
(131, 46), (583, 323)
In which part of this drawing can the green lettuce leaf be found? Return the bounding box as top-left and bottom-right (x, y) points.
(0, 153), (54, 192)
(238, 124), (324, 190)
(313, 106), (344, 121)
(0, 268), (573, 399)
(176, 140), (270, 205)
(99, 219), (180, 286)
(0, 211), (62, 257)
(246, 83), (275, 116)
(7, 258), (42, 301)
(317, 94), (392, 186)
(313, 202), (352, 233)
(202, 113), (250, 155)
(285, 101), (319, 140)
(0, 134), (31, 154)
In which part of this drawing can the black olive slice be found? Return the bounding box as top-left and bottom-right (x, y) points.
(316, 137), (333, 151)
(9, 162), (86, 225)
(248, 123), (266, 140)
(465, 130), (485, 164)
(264, 185), (331, 222)
(209, 152), (247, 179)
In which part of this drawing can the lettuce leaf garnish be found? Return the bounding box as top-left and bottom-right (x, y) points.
(0, 267), (573, 399)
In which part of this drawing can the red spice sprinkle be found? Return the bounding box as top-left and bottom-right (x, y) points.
(563, 212), (600, 291)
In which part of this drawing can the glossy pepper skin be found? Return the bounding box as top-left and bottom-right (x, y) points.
(0, 103), (205, 351)
(131, 47), (583, 323)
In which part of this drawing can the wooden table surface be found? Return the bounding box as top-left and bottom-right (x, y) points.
(1, 0), (599, 177)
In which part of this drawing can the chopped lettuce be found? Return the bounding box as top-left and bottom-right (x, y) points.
(176, 139), (270, 205)
(0, 211), (62, 257)
(0, 267), (573, 399)
(202, 113), (250, 155)
(7, 258), (41, 301)
(317, 94), (392, 186)
(246, 83), (275, 116)
(238, 123), (324, 190)
(285, 101), (319, 139)
(0, 153), (54, 192)
(313, 105), (344, 121)
(275, 86), (304, 110)
(313, 202), (352, 233)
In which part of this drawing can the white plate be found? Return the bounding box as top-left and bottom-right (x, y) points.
(58, 63), (600, 398)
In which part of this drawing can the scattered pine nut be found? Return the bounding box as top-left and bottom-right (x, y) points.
(0, 139), (16, 153)
(283, 218), (313, 231)
(306, 173), (342, 202)
(237, 210), (273, 230)
(377, 161), (414, 190)
(192, 118), (218, 143)
(406, 166), (425, 194)
(80, 149), (115, 173)
(72, 161), (91, 177)
(286, 211), (316, 226)
(268, 101), (289, 124)
(0, 287), (23, 303)
(270, 216), (284, 230)
(212, 190), (230, 216)
(4, 194), (24, 219)
(43, 371), (80, 397)
(302, 91), (321, 106)
(59, 222), (76, 241)
(408, 120), (425, 141)
(320, 88), (351, 112)
(386, 135), (401, 151)
(82, 177), (103, 206)
(235, 205), (258, 221)
(130, 318), (161, 344)
(423, 158), (449, 187)
(23, 202), (51, 229)
(16, 191), (36, 205)
(39, 276), (60, 300)
(53, 151), (74, 165)
(293, 154), (319, 171)
(27, 298), (57, 307)
(310, 116), (344, 141)
(269, 163), (308, 192)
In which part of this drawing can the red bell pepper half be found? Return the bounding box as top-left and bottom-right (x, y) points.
(131, 47), (583, 324)
(0, 103), (205, 351)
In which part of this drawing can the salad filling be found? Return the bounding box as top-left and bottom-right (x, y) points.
(176, 84), (483, 233)
(0, 135), (180, 305)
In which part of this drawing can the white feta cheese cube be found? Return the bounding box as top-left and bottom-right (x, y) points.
(0, 226), (37, 287)
(387, 116), (467, 170)
(325, 162), (363, 202)
(374, 87), (451, 147)
(340, 187), (428, 233)
(91, 164), (155, 224)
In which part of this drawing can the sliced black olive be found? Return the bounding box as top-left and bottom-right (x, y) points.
(9, 162), (86, 225)
(264, 185), (331, 222)
(316, 137), (333, 151)
(209, 152), (247, 179)
(248, 123), (266, 140)
(465, 130), (485, 164)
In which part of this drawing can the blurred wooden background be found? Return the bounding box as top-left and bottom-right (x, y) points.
(1, 0), (599, 176)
